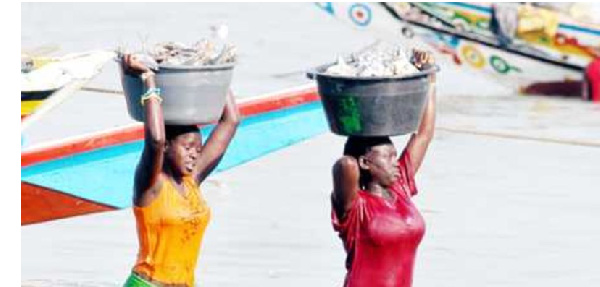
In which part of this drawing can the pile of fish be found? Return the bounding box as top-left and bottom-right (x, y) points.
(325, 42), (420, 77)
(122, 25), (236, 70)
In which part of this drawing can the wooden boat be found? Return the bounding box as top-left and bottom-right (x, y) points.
(21, 50), (115, 119)
(314, 2), (600, 94)
(21, 55), (62, 118)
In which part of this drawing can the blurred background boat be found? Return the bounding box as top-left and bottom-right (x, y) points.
(21, 50), (115, 129)
(315, 2), (600, 97)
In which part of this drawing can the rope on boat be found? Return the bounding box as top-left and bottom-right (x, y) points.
(438, 127), (600, 148)
(82, 86), (124, 95)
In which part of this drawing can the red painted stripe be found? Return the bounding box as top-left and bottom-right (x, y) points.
(21, 181), (115, 225)
(239, 87), (319, 115)
(21, 125), (144, 167)
(21, 87), (318, 167)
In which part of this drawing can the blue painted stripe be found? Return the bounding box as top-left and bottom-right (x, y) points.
(21, 101), (329, 208)
(558, 23), (600, 36)
(444, 2), (491, 14)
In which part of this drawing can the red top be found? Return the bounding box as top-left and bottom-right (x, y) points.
(586, 57), (600, 102)
(332, 150), (425, 287)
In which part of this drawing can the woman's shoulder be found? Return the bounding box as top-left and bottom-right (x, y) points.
(334, 156), (358, 168)
(333, 156), (360, 178)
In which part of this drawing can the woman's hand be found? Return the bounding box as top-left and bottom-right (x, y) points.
(412, 49), (436, 83)
(121, 54), (152, 76)
(121, 54), (156, 88)
(412, 49), (435, 71)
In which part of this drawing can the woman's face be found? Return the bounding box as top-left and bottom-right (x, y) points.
(166, 132), (202, 177)
(361, 144), (399, 187)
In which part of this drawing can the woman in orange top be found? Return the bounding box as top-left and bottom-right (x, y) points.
(121, 55), (240, 287)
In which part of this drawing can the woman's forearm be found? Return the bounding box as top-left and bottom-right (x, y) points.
(405, 75), (436, 174)
(142, 74), (165, 147)
(416, 76), (436, 141)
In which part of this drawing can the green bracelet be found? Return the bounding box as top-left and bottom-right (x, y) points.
(140, 88), (162, 106)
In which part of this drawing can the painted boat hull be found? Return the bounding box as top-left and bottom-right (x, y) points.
(314, 2), (600, 91)
(21, 85), (321, 225)
(21, 90), (56, 118)
(21, 50), (115, 118)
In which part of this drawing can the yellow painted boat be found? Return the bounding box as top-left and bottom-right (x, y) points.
(21, 51), (115, 119)
(21, 56), (60, 118)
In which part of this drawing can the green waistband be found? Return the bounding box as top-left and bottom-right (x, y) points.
(124, 272), (157, 287)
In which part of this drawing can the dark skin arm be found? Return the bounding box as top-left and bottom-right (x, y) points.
(406, 50), (436, 174)
(122, 54), (166, 207)
(332, 156), (361, 220)
(192, 91), (240, 184)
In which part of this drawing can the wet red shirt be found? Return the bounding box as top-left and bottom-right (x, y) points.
(332, 150), (425, 287)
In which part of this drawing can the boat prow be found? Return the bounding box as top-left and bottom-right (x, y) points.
(21, 50), (115, 119)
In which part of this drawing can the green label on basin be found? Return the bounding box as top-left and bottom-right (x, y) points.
(337, 95), (362, 134)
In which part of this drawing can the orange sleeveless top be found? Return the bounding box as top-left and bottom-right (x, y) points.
(133, 176), (211, 286)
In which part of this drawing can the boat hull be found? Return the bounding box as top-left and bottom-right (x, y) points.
(314, 2), (600, 92)
(21, 90), (56, 118)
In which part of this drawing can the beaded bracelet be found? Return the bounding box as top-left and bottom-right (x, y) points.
(140, 88), (162, 106)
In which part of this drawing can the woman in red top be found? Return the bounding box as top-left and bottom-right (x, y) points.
(331, 51), (436, 287)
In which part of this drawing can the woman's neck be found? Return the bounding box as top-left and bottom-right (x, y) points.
(163, 164), (184, 184)
(366, 182), (393, 200)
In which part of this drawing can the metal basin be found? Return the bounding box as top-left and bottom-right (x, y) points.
(120, 63), (235, 125)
